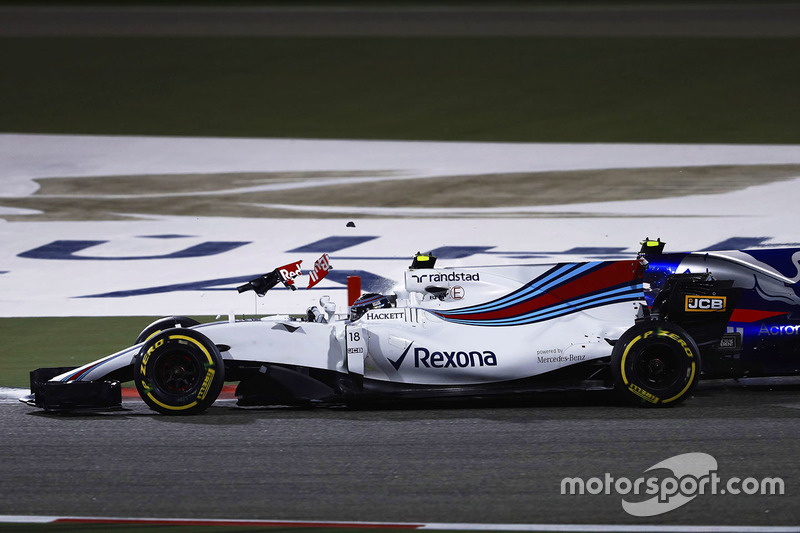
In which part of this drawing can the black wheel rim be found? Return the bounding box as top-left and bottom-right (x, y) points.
(155, 350), (201, 394)
(632, 342), (682, 390)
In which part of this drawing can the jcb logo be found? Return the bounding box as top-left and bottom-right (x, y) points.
(685, 295), (726, 312)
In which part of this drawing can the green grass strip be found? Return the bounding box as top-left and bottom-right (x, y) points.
(1, 37), (799, 143)
(1, 317), (177, 388)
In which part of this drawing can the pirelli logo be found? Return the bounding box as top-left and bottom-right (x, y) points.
(685, 295), (726, 312)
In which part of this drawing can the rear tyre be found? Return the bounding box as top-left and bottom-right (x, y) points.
(134, 328), (224, 415)
(611, 322), (699, 407)
(136, 316), (200, 344)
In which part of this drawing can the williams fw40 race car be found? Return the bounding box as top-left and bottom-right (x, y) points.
(22, 240), (800, 415)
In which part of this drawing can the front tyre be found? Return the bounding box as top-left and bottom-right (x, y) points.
(134, 328), (224, 415)
(611, 322), (699, 407)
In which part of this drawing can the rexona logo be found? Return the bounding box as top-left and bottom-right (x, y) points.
(685, 295), (726, 312)
(388, 343), (498, 370)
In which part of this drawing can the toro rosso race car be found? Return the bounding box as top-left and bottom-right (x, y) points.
(21, 239), (800, 415)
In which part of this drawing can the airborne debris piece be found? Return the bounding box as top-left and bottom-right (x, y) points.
(21, 239), (800, 415)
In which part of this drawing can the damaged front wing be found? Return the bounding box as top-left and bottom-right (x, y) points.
(20, 367), (122, 411)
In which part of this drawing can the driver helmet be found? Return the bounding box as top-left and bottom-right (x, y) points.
(350, 293), (397, 322)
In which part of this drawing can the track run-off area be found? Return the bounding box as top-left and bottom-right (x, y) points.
(2, 134), (800, 317)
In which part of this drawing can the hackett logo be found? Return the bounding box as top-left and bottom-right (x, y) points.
(685, 295), (726, 312)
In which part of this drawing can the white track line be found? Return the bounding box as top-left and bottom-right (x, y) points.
(0, 387), (27, 403)
(0, 515), (798, 532)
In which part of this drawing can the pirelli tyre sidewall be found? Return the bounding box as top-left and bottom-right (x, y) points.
(611, 322), (699, 407)
(134, 328), (224, 415)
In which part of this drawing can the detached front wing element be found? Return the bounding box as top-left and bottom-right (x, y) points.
(25, 367), (122, 411)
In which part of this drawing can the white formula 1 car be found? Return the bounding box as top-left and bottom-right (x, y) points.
(24, 239), (800, 414)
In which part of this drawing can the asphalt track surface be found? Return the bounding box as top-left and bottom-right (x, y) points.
(2, 4), (799, 37)
(2, 379), (800, 528)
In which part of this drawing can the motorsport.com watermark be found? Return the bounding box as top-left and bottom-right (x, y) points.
(561, 452), (785, 517)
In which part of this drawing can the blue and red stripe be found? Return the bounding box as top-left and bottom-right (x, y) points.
(63, 360), (106, 382)
(433, 260), (643, 327)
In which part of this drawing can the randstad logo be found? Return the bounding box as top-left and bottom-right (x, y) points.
(561, 452), (784, 517)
